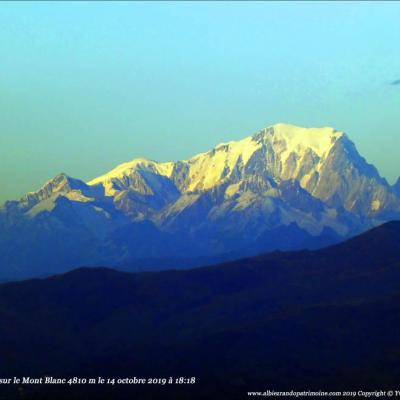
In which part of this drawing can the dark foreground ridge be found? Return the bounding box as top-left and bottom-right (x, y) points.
(1, 221), (400, 399)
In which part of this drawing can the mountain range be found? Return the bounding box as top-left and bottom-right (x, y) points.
(1, 123), (399, 280)
(1, 221), (400, 399)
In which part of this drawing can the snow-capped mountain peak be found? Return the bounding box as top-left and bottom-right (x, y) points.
(88, 124), (345, 196)
(1, 122), (399, 280)
(84, 123), (397, 217)
(255, 123), (344, 161)
(19, 173), (89, 210)
(88, 158), (176, 197)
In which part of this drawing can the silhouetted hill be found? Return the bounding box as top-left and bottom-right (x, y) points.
(1, 222), (400, 399)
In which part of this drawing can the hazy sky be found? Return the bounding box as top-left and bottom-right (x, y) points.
(1, 1), (400, 203)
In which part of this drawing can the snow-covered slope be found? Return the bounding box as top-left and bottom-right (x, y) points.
(89, 123), (399, 218)
(175, 124), (342, 193)
(1, 123), (399, 279)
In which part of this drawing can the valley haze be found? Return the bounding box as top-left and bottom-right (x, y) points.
(1, 221), (400, 399)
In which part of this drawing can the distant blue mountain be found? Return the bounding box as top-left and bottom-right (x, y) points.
(1, 123), (399, 280)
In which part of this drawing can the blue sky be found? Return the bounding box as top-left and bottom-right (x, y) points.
(1, 1), (399, 203)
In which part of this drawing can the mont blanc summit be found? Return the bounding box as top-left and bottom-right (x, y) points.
(1, 123), (399, 279)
